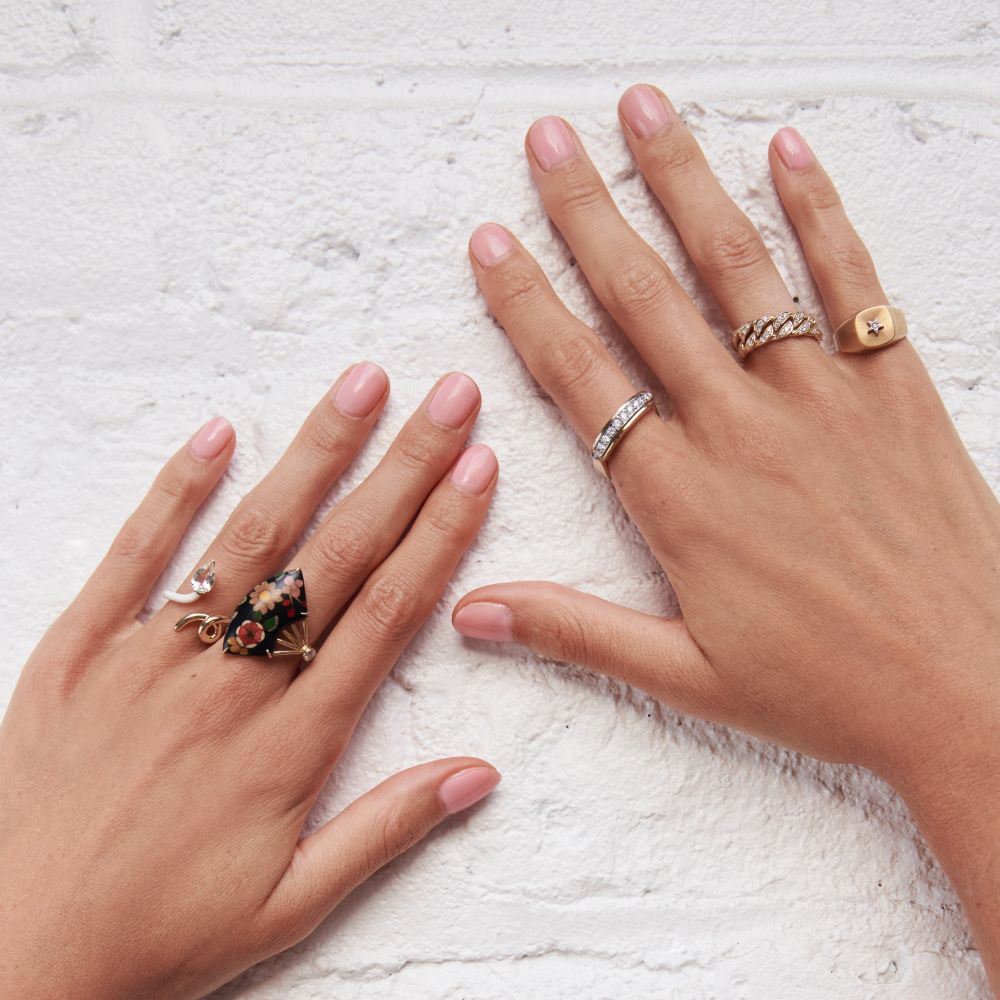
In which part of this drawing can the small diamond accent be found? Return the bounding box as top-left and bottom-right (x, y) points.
(866, 318), (884, 335)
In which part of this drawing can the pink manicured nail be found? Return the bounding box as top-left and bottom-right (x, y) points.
(528, 116), (577, 171)
(334, 361), (387, 418)
(774, 127), (814, 170)
(451, 444), (498, 495)
(453, 602), (514, 642)
(619, 85), (671, 139)
(438, 766), (501, 816)
(427, 372), (479, 429)
(189, 416), (233, 461)
(470, 223), (514, 268)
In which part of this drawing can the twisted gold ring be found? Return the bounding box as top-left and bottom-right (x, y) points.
(731, 311), (823, 360)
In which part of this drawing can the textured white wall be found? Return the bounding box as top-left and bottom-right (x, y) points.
(2, 2), (998, 997)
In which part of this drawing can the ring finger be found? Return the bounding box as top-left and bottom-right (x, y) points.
(617, 84), (828, 383)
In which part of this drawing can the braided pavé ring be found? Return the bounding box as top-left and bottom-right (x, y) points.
(731, 311), (823, 361)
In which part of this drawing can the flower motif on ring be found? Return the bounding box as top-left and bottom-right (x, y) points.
(278, 573), (303, 600)
(235, 619), (265, 649)
(250, 581), (282, 613)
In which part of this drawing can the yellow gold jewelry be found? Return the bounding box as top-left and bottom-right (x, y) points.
(592, 389), (656, 477)
(731, 311), (822, 360)
(834, 305), (908, 353)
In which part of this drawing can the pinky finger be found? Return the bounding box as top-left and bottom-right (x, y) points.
(64, 417), (236, 640)
(452, 581), (724, 720)
(255, 757), (500, 953)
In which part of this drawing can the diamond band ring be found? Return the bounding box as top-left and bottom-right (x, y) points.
(591, 390), (656, 477)
(834, 305), (908, 353)
(731, 311), (823, 360)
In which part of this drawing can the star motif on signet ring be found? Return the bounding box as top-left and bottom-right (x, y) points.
(866, 318), (885, 336)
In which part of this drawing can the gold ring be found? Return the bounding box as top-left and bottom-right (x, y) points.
(834, 305), (908, 353)
(173, 568), (317, 665)
(591, 389), (656, 477)
(731, 311), (823, 360)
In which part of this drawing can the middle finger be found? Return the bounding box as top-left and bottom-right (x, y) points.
(224, 372), (482, 694)
(617, 84), (830, 384)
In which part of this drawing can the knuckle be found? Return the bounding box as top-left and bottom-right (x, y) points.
(551, 171), (607, 218)
(873, 368), (942, 424)
(797, 175), (843, 217)
(420, 498), (461, 543)
(299, 416), (355, 464)
(109, 512), (162, 561)
(700, 220), (770, 279)
(365, 802), (418, 872)
(152, 467), (198, 509)
(541, 601), (593, 664)
(219, 504), (284, 564)
(822, 239), (876, 287)
(604, 255), (673, 318)
(492, 268), (545, 315)
(647, 136), (699, 182)
(544, 330), (606, 396)
(393, 430), (441, 474)
(359, 573), (425, 641)
(311, 511), (376, 581)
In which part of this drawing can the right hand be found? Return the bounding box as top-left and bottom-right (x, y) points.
(0, 364), (500, 999)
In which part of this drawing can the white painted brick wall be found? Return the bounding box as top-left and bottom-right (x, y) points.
(2, 2), (998, 997)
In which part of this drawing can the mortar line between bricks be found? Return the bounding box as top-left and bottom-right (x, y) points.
(0, 63), (997, 111)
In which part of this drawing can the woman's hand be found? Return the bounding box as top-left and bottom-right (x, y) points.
(453, 87), (1000, 981)
(0, 365), (500, 999)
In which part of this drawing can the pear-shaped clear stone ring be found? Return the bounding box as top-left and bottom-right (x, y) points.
(731, 311), (823, 360)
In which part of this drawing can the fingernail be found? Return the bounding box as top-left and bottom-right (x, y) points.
(427, 372), (479, 429)
(453, 602), (514, 642)
(619, 84), (671, 139)
(189, 416), (234, 461)
(469, 223), (514, 268)
(438, 766), (501, 816)
(774, 127), (814, 171)
(528, 116), (577, 171)
(451, 444), (498, 496)
(334, 361), (387, 418)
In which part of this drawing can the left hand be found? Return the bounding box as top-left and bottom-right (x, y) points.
(453, 87), (1000, 777)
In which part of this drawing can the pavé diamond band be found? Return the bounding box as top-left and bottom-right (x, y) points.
(591, 389), (657, 477)
(833, 305), (908, 353)
(731, 310), (823, 360)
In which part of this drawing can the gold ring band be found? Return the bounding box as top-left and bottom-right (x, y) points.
(834, 305), (908, 353)
(731, 311), (823, 360)
(591, 390), (656, 477)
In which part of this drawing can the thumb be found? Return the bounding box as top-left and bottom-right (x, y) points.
(453, 581), (723, 717)
(257, 757), (500, 950)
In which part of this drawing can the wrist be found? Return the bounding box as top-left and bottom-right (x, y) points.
(882, 720), (1000, 991)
